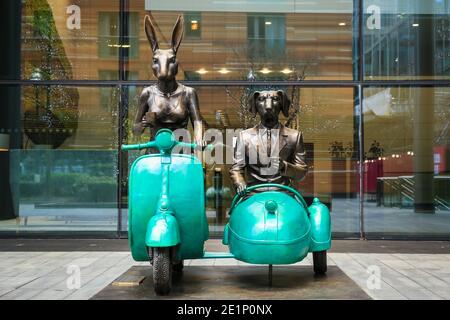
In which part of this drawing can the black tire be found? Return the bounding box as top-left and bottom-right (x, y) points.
(313, 250), (327, 275)
(153, 247), (172, 295)
(173, 260), (184, 272)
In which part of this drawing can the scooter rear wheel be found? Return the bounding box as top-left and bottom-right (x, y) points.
(313, 250), (327, 275)
(152, 247), (172, 295)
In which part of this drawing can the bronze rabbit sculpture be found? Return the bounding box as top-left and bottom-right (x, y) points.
(133, 14), (203, 147)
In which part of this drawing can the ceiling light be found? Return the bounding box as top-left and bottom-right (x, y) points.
(338, 22), (346, 26)
(260, 68), (271, 74)
(191, 20), (199, 31)
(218, 68), (230, 74)
(412, 23), (419, 27)
(281, 68), (293, 74)
(196, 68), (208, 75)
(0, 134), (9, 152)
(265, 21), (272, 25)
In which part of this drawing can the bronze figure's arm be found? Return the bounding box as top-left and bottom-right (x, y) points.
(132, 88), (151, 136)
(229, 131), (247, 194)
(186, 87), (204, 146)
(282, 131), (308, 181)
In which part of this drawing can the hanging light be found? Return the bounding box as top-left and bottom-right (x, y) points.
(0, 133), (9, 152)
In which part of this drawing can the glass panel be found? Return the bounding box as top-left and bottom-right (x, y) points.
(122, 85), (359, 234)
(0, 85), (119, 233)
(363, 87), (450, 236)
(19, 0), (120, 80)
(127, 0), (355, 81)
(364, 0), (450, 80)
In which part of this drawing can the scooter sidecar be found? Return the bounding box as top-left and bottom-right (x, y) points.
(223, 184), (331, 273)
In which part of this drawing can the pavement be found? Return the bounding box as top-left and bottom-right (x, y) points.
(0, 240), (450, 300)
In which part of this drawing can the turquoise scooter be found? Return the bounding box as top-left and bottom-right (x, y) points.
(122, 129), (331, 295)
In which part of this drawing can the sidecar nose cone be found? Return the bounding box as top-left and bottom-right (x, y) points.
(265, 200), (278, 213)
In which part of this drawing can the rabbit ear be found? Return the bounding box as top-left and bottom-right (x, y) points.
(247, 91), (260, 115)
(277, 90), (291, 117)
(144, 14), (159, 52)
(171, 15), (184, 54)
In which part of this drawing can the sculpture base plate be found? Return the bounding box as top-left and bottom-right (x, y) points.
(91, 265), (370, 300)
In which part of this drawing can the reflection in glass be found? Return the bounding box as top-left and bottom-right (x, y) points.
(123, 86), (359, 234)
(21, 0), (120, 80)
(364, 0), (450, 80)
(363, 87), (450, 235)
(0, 86), (119, 232)
(128, 0), (354, 80)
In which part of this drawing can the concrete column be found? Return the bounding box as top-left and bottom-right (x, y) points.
(0, 2), (22, 220)
(413, 3), (436, 214)
(413, 88), (435, 213)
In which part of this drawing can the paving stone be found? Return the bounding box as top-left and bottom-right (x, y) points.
(1, 251), (450, 300)
(213, 258), (239, 266)
(190, 259), (215, 266)
(330, 253), (407, 300)
(347, 253), (444, 300)
(31, 289), (74, 300)
(0, 288), (42, 300)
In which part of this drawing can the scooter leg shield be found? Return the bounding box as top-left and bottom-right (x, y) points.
(145, 213), (180, 247)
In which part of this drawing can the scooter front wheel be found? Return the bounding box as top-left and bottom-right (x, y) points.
(152, 247), (172, 295)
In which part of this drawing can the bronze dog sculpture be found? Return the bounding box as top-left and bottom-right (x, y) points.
(133, 14), (203, 147)
(230, 90), (308, 195)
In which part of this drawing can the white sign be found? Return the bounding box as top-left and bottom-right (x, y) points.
(366, 5), (381, 30)
(66, 5), (81, 30)
(66, 264), (81, 290)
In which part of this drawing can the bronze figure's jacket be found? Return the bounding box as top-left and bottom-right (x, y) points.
(230, 124), (308, 188)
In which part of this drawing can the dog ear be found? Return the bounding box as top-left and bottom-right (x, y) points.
(277, 90), (291, 117)
(247, 91), (260, 115)
(171, 15), (184, 54)
(144, 14), (159, 52)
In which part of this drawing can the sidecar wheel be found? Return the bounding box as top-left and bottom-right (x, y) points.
(153, 247), (172, 295)
(173, 260), (184, 272)
(313, 250), (327, 275)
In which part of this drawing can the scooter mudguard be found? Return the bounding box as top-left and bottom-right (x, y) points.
(145, 213), (180, 247)
(308, 198), (332, 252)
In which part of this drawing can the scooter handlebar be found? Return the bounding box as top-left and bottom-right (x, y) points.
(121, 141), (156, 151)
(177, 142), (215, 151)
(121, 141), (215, 152)
(123, 129), (216, 152)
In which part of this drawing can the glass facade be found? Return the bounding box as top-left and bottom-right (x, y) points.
(0, 0), (448, 238)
